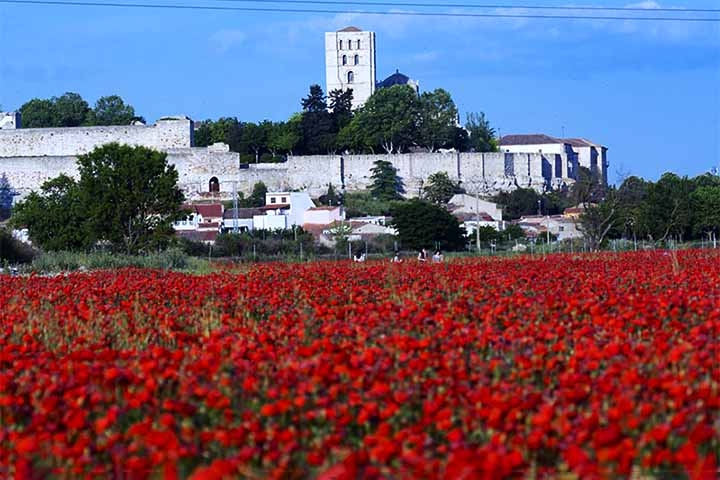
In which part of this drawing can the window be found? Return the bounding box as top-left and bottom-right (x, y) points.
(354, 54), (359, 65)
(281, 197), (287, 203)
(342, 55), (347, 65)
(339, 40), (343, 49)
(356, 39), (361, 49)
(348, 40), (352, 50)
(347, 71), (354, 83)
(270, 197), (276, 204)
(209, 177), (220, 193)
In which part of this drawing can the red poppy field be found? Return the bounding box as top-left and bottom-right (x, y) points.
(1, 251), (718, 479)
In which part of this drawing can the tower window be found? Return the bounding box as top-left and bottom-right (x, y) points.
(348, 41), (352, 50)
(342, 55), (347, 65)
(339, 40), (343, 49)
(354, 54), (359, 65)
(356, 39), (361, 49)
(347, 71), (354, 83)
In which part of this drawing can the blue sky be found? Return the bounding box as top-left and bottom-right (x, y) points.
(0, 0), (718, 184)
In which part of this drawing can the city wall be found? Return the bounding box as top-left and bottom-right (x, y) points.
(0, 117), (192, 157)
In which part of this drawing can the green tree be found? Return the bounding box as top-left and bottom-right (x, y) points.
(54, 92), (90, 127)
(350, 85), (421, 154)
(267, 118), (300, 157)
(637, 173), (693, 242)
(390, 199), (466, 251)
(319, 184), (341, 206)
(690, 185), (720, 239)
(89, 95), (136, 126)
(577, 189), (623, 250)
(465, 112), (497, 152)
(423, 171), (460, 204)
(493, 188), (541, 220)
(328, 89), (354, 132)
(245, 181), (267, 208)
(242, 121), (269, 162)
(19, 98), (58, 128)
(299, 85), (336, 154)
(369, 159), (404, 201)
(77, 144), (184, 253)
(418, 89), (459, 152)
(11, 175), (89, 251)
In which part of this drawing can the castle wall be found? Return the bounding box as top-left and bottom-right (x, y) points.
(0, 117), (192, 157)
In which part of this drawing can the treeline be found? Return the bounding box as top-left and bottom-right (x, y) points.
(194, 84), (498, 161)
(579, 172), (720, 248)
(15, 93), (141, 128)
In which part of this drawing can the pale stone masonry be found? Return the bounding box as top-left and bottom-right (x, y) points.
(325, 26), (377, 109)
(0, 113), (585, 201)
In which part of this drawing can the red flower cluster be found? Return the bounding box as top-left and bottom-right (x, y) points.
(0, 251), (718, 479)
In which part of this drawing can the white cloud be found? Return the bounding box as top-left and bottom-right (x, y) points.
(209, 29), (246, 54)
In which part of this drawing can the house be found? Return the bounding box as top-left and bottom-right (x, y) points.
(253, 192), (316, 231)
(303, 206), (345, 225)
(455, 212), (504, 235)
(222, 208), (263, 233)
(174, 203), (224, 244)
(448, 194), (503, 222)
(516, 214), (582, 241)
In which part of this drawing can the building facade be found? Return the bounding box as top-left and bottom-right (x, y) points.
(325, 27), (377, 109)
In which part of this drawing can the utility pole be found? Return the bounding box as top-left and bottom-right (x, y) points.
(232, 180), (239, 234)
(475, 190), (481, 253)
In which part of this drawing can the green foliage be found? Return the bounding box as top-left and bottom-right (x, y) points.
(77, 144), (185, 254)
(465, 112), (498, 152)
(691, 185), (720, 236)
(417, 89), (460, 151)
(348, 85), (421, 154)
(300, 85), (336, 155)
(423, 171), (460, 204)
(19, 93), (138, 128)
(11, 175), (89, 251)
(29, 248), (209, 273)
(369, 160), (404, 201)
(637, 173), (693, 241)
(0, 228), (38, 264)
(13, 145), (184, 254)
(88, 95), (136, 126)
(246, 182), (267, 208)
(343, 191), (397, 217)
(54, 92), (90, 127)
(318, 184), (341, 206)
(390, 199), (466, 251)
(19, 98), (58, 128)
(569, 166), (606, 205)
(493, 188), (542, 220)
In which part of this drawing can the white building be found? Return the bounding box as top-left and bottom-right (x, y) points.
(325, 26), (377, 109)
(0, 112), (20, 129)
(499, 134), (607, 185)
(253, 192), (317, 231)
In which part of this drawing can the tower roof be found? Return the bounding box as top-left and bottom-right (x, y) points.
(338, 26), (362, 32)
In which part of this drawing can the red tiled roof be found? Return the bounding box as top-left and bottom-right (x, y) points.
(500, 134), (563, 146)
(308, 206), (340, 211)
(181, 203), (223, 218)
(338, 26), (362, 32)
(260, 204), (290, 210)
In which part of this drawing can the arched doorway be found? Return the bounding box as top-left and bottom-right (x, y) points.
(209, 177), (220, 193)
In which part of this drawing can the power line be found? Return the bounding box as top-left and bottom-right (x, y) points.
(199, 0), (720, 14)
(2, 0), (719, 21)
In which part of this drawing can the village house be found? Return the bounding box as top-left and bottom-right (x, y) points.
(174, 203), (224, 243)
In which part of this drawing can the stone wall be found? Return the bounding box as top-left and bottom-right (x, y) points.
(235, 151), (573, 197)
(1, 144), (575, 201)
(0, 117), (192, 157)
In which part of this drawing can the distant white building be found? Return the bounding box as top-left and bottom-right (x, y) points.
(0, 112), (20, 129)
(325, 26), (377, 109)
(253, 191), (316, 230)
(499, 134), (607, 185)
